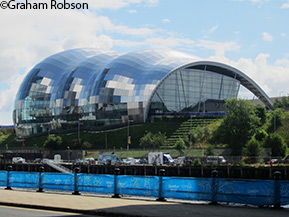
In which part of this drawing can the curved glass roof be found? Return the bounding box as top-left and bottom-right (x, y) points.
(14, 48), (272, 138)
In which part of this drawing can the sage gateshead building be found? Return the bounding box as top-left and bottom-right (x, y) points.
(13, 49), (273, 138)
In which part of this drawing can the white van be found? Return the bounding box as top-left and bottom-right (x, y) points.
(206, 156), (226, 164)
(98, 154), (123, 165)
(148, 152), (174, 165)
(12, 157), (26, 164)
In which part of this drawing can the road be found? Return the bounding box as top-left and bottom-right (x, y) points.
(0, 205), (99, 217)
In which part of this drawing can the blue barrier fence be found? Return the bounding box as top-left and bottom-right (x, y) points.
(1, 169), (289, 207)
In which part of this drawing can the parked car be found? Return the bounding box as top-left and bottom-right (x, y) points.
(276, 155), (289, 164)
(73, 159), (83, 165)
(206, 156), (226, 165)
(267, 159), (278, 164)
(123, 157), (136, 165)
(34, 158), (44, 163)
(139, 158), (148, 164)
(98, 153), (123, 165)
(12, 157), (26, 164)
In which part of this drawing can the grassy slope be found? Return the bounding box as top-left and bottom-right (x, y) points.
(0, 118), (184, 149)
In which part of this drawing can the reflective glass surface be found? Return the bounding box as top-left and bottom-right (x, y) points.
(13, 49), (242, 138)
(148, 69), (240, 115)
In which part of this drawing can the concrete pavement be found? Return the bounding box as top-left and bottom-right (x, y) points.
(0, 188), (289, 217)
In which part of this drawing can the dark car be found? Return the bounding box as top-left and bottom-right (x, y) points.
(34, 158), (43, 163)
(279, 155), (289, 164)
(267, 159), (278, 164)
(139, 158), (148, 164)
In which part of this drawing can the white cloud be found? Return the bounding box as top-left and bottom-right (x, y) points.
(203, 25), (219, 39)
(208, 53), (289, 98)
(275, 58), (289, 67)
(233, 0), (270, 4)
(143, 0), (159, 7)
(262, 32), (273, 42)
(0, 1), (161, 125)
(207, 24), (219, 35)
(162, 19), (171, 23)
(196, 40), (240, 57)
(114, 37), (195, 50)
(281, 0), (289, 8)
(82, 0), (141, 10)
(128, 9), (137, 14)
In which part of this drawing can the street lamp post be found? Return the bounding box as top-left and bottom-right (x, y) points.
(127, 119), (133, 151)
(189, 115), (196, 148)
(190, 115), (192, 148)
(67, 146), (70, 162)
(78, 121), (80, 143)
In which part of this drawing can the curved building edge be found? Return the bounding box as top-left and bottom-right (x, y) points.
(13, 49), (273, 139)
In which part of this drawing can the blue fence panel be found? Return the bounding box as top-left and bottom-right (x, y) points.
(216, 179), (274, 206)
(42, 173), (74, 191)
(9, 171), (39, 189)
(0, 170), (289, 207)
(0, 171), (7, 187)
(77, 174), (114, 194)
(117, 175), (159, 197)
(280, 181), (289, 205)
(162, 177), (211, 201)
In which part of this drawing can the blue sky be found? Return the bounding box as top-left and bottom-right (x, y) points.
(1, 0), (289, 125)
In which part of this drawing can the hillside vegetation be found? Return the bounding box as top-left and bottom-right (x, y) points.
(1, 99), (289, 159)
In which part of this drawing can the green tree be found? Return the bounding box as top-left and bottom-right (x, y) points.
(242, 137), (262, 158)
(254, 105), (267, 126)
(217, 98), (260, 155)
(263, 133), (287, 157)
(273, 97), (289, 109)
(205, 144), (214, 156)
(139, 131), (154, 148)
(192, 158), (202, 166)
(43, 136), (63, 150)
(254, 129), (268, 142)
(139, 131), (167, 148)
(153, 132), (167, 148)
(268, 108), (285, 132)
(195, 127), (204, 142)
(174, 137), (186, 151)
(203, 126), (210, 140)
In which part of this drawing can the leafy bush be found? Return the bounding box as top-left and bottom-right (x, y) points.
(43, 136), (63, 150)
(139, 131), (167, 148)
(174, 137), (186, 150)
(254, 129), (268, 141)
(263, 133), (287, 157)
(193, 158), (202, 166)
(267, 108), (285, 133)
(242, 137), (262, 163)
(205, 144), (214, 156)
(216, 98), (261, 155)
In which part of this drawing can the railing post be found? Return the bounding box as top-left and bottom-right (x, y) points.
(156, 169), (166, 201)
(112, 168), (121, 198)
(37, 166), (45, 192)
(273, 171), (281, 209)
(210, 169), (219, 205)
(72, 167), (81, 195)
(5, 165), (13, 190)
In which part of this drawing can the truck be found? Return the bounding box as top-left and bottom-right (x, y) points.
(148, 152), (174, 165)
(98, 153), (123, 165)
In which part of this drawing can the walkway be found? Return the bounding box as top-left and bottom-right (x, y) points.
(0, 189), (288, 217)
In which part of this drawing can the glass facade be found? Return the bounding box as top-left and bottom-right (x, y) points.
(148, 68), (240, 116)
(13, 49), (267, 138)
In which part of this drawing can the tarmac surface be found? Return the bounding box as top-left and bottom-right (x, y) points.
(0, 188), (289, 217)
